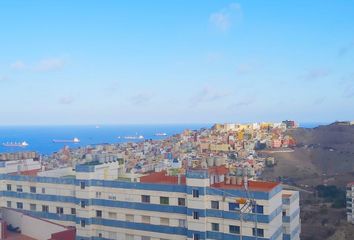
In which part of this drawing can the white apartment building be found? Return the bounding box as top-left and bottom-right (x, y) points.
(0, 161), (301, 240)
(347, 182), (354, 223)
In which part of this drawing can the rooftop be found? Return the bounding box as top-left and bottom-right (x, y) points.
(2, 231), (36, 240)
(9, 169), (41, 176)
(212, 181), (280, 192)
(190, 165), (229, 175)
(0, 208), (75, 240)
(347, 182), (354, 187)
(282, 193), (292, 198)
(140, 171), (186, 185)
(140, 166), (279, 192)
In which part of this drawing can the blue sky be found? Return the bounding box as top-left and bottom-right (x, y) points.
(0, 0), (353, 125)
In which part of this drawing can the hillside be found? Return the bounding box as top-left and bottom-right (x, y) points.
(261, 123), (354, 240)
(262, 124), (354, 187)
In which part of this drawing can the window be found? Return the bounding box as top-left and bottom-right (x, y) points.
(108, 194), (117, 200)
(229, 202), (240, 211)
(80, 201), (86, 208)
(16, 185), (23, 192)
(108, 212), (117, 219)
(71, 208), (76, 214)
(81, 219), (86, 228)
(252, 228), (264, 237)
(108, 232), (117, 239)
(252, 205), (264, 214)
(126, 214), (134, 222)
(160, 217), (169, 225)
(192, 189), (199, 198)
(229, 225), (240, 234)
(178, 198), (185, 206)
(30, 204), (36, 211)
(160, 196), (169, 205)
(7, 201), (11, 208)
(42, 205), (49, 212)
(142, 237), (151, 240)
(16, 202), (23, 209)
(142, 195), (150, 203)
(211, 201), (219, 209)
(178, 219), (186, 227)
(211, 223), (219, 231)
(193, 233), (200, 240)
(193, 211), (199, 220)
(96, 210), (102, 218)
(142, 215), (150, 224)
(56, 207), (64, 214)
(96, 192), (101, 198)
(30, 186), (36, 193)
(41, 188), (45, 194)
(282, 210), (286, 216)
(80, 181), (85, 189)
(126, 234), (134, 240)
(6, 184), (11, 191)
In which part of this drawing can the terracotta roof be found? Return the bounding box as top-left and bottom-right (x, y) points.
(140, 167), (279, 192)
(140, 171), (186, 185)
(9, 169), (41, 176)
(282, 193), (292, 198)
(211, 180), (279, 192)
(207, 165), (229, 175)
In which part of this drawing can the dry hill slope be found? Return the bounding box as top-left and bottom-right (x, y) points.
(262, 124), (354, 186)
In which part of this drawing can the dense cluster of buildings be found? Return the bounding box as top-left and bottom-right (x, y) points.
(43, 121), (297, 181)
(0, 122), (301, 240)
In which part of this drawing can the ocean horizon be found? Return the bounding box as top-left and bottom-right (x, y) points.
(0, 122), (327, 155)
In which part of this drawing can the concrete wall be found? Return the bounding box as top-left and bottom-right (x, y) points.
(0, 159), (41, 174)
(38, 167), (75, 178)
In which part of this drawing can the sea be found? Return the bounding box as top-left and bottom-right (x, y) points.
(0, 122), (327, 155)
(0, 124), (210, 155)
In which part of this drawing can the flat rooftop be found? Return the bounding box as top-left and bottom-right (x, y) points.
(0, 208), (76, 240)
(4, 232), (36, 240)
(140, 167), (279, 192)
(9, 169), (41, 176)
(140, 171), (186, 185)
(282, 193), (292, 198)
(212, 181), (280, 192)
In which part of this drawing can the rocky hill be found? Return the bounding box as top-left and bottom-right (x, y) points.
(261, 123), (354, 240)
(262, 124), (354, 187)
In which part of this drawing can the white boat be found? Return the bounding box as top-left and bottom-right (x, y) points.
(2, 141), (29, 147)
(123, 135), (144, 140)
(52, 138), (80, 143)
(155, 132), (168, 136)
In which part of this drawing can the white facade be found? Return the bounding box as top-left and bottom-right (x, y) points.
(0, 158), (41, 174)
(0, 163), (301, 240)
(347, 183), (354, 223)
(282, 190), (301, 240)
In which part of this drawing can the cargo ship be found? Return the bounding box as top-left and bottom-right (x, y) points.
(2, 141), (29, 147)
(52, 138), (80, 143)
